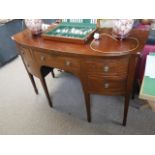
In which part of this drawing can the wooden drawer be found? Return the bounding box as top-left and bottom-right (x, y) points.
(87, 76), (126, 95)
(19, 47), (39, 76)
(34, 51), (81, 73)
(84, 56), (129, 77)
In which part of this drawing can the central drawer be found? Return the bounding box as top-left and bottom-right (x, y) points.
(87, 76), (126, 95)
(34, 51), (81, 73)
(84, 56), (129, 77)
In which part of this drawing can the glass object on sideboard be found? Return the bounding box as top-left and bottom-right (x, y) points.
(112, 19), (134, 40)
(24, 19), (43, 35)
(23, 19), (61, 35)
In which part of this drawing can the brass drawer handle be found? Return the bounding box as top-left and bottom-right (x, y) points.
(41, 56), (45, 61)
(103, 65), (109, 72)
(65, 61), (71, 66)
(104, 83), (109, 88)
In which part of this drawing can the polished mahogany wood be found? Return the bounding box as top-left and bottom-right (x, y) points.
(28, 72), (38, 95)
(12, 28), (148, 126)
(84, 56), (129, 76)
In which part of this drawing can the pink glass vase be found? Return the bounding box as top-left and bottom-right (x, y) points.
(24, 19), (43, 35)
(112, 19), (134, 40)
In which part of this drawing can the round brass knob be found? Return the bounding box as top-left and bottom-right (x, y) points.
(41, 56), (45, 61)
(103, 65), (109, 72)
(65, 61), (71, 66)
(104, 83), (109, 88)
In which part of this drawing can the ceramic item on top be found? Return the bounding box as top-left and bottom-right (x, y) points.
(94, 32), (100, 40)
(24, 19), (43, 35)
(112, 19), (134, 40)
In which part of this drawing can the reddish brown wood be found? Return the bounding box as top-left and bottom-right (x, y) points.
(123, 94), (130, 126)
(83, 91), (91, 122)
(87, 76), (127, 95)
(34, 50), (81, 74)
(40, 73), (53, 107)
(83, 56), (129, 77)
(28, 73), (38, 95)
(12, 28), (148, 57)
(12, 28), (149, 126)
(16, 45), (39, 94)
(123, 54), (139, 126)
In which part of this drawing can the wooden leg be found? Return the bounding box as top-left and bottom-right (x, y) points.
(80, 77), (91, 122)
(51, 69), (55, 78)
(40, 75), (53, 107)
(123, 94), (130, 126)
(28, 72), (38, 95)
(132, 80), (140, 99)
(131, 81), (136, 99)
(83, 91), (91, 122)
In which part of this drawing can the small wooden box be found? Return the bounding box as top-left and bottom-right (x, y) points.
(42, 19), (97, 44)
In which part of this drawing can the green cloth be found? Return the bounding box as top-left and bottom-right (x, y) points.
(142, 76), (155, 96)
(44, 20), (96, 39)
(45, 25), (95, 39)
(140, 52), (155, 100)
(149, 52), (155, 56)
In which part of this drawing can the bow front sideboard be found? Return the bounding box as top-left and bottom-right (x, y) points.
(12, 27), (148, 126)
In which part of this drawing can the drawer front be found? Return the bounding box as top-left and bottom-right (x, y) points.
(84, 56), (129, 77)
(87, 76), (126, 95)
(19, 47), (39, 76)
(35, 51), (80, 73)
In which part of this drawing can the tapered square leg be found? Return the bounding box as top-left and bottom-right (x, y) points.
(84, 92), (91, 122)
(123, 94), (130, 126)
(51, 69), (55, 78)
(40, 75), (53, 107)
(28, 72), (38, 95)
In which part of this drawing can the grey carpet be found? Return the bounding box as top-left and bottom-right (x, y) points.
(0, 57), (155, 134)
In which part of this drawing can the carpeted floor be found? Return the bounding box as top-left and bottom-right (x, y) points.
(0, 57), (155, 135)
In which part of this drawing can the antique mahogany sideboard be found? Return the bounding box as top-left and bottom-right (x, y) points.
(12, 27), (148, 126)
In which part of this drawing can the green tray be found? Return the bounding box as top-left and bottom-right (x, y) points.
(42, 19), (97, 44)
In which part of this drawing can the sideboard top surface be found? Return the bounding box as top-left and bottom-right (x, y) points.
(12, 27), (149, 57)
